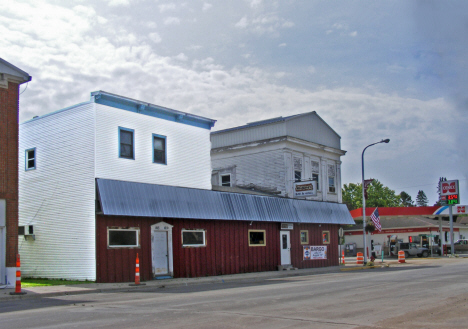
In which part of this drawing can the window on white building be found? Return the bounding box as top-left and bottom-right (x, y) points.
(25, 148), (36, 170)
(294, 157), (302, 182)
(119, 127), (134, 159)
(153, 134), (166, 164)
(182, 229), (206, 247)
(328, 164), (336, 193)
(221, 174), (231, 187)
(108, 228), (140, 248)
(294, 171), (302, 182)
(311, 161), (320, 190)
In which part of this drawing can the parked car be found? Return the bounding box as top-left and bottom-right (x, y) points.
(446, 239), (468, 254)
(398, 243), (430, 258)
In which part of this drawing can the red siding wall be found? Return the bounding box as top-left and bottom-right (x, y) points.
(0, 82), (20, 268)
(96, 215), (339, 283)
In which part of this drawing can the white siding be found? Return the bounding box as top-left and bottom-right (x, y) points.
(212, 149), (287, 195)
(18, 103), (96, 280)
(95, 104), (212, 190)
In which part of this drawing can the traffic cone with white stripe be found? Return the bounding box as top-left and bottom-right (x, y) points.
(9, 254), (26, 295)
(129, 253), (146, 286)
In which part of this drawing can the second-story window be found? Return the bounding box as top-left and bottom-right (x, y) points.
(153, 134), (166, 165)
(328, 164), (336, 193)
(221, 174), (231, 187)
(294, 157), (302, 182)
(311, 161), (320, 190)
(119, 127), (134, 159)
(25, 148), (36, 170)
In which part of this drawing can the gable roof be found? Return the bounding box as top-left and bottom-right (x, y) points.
(96, 178), (355, 225)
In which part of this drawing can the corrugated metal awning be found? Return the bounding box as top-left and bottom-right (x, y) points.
(96, 178), (355, 225)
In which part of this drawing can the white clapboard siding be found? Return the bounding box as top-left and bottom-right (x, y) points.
(94, 103), (212, 190)
(212, 149), (287, 195)
(18, 103), (96, 281)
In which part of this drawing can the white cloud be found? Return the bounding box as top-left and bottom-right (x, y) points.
(349, 31), (357, 37)
(235, 14), (294, 35)
(104, 0), (130, 7)
(235, 17), (249, 29)
(308, 66), (316, 74)
(174, 53), (188, 61)
(159, 3), (176, 13)
(164, 17), (180, 25)
(202, 3), (212, 12)
(248, 0), (263, 8)
(149, 32), (162, 43)
(278, 43), (286, 47)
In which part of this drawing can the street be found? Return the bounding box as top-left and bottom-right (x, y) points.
(1, 258), (468, 328)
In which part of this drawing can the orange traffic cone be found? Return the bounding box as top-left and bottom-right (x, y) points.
(9, 254), (26, 295)
(129, 253), (146, 286)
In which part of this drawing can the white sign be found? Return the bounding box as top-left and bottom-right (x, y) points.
(440, 180), (459, 196)
(294, 181), (317, 197)
(303, 246), (327, 260)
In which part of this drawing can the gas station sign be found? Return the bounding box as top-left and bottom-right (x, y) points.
(439, 180), (460, 205)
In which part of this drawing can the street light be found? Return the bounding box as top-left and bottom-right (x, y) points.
(362, 138), (390, 264)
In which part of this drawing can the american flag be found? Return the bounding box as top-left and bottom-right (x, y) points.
(370, 208), (382, 232)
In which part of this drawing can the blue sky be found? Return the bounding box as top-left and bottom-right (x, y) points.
(2, 0), (467, 205)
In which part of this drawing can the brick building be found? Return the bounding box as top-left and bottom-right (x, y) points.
(0, 58), (31, 286)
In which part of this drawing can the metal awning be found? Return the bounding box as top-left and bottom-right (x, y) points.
(96, 178), (355, 225)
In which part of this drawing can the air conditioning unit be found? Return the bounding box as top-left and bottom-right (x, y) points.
(281, 223), (293, 230)
(19, 225), (35, 240)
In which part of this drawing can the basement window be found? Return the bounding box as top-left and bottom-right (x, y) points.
(108, 228), (140, 248)
(300, 230), (309, 244)
(182, 229), (206, 247)
(25, 148), (36, 170)
(249, 230), (266, 246)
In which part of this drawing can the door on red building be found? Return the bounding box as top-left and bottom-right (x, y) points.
(151, 222), (173, 278)
(280, 231), (291, 265)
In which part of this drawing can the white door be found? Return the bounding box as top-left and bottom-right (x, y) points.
(152, 231), (168, 276)
(280, 231), (291, 265)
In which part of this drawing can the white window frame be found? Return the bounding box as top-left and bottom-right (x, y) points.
(328, 176), (336, 193)
(182, 229), (206, 247)
(25, 148), (36, 170)
(107, 227), (140, 248)
(220, 174), (231, 187)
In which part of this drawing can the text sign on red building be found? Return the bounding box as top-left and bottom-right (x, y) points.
(440, 180), (460, 205)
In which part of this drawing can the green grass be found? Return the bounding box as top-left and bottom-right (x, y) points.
(21, 278), (95, 287)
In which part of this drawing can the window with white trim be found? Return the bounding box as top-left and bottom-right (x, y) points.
(221, 174), (231, 187)
(119, 127), (134, 159)
(294, 157), (302, 182)
(311, 161), (320, 190)
(25, 148), (36, 170)
(153, 134), (166, 164)
(108, 228), (140, 248)
(328, 164), (336, 193)
(182, 229), (206, 247)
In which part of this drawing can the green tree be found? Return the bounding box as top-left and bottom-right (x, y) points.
(434, 177), (447, 206)
(416, 190), (428, 207)
(342, 179), (402, 210)
(399, 191), (414, 207)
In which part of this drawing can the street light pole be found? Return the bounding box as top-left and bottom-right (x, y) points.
(362, 139), (390, 264)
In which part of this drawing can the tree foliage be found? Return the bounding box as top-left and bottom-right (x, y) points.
(342, 179), (402, 210)
(399, 191), (414, 207)
(416, 190), (428, 207)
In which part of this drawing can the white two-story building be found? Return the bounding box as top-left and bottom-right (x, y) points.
(211, 112), (346, 203)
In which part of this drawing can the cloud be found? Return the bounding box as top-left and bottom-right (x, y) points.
(202, 3), (212, 12)
(235, 13), (294, 35)
(278, 43), (286, 47)
(104, 0), (130, 7)
(164, 17), (181, 25)
(159, 3), (177, 13)
(149, 32), (162, 43)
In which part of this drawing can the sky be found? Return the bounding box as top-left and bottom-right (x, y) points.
(2, 0), (467, 205)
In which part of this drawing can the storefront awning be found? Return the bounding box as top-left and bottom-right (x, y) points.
(96, 178), (354, 225)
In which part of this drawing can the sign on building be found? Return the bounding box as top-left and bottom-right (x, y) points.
(294, 181), (317, 197)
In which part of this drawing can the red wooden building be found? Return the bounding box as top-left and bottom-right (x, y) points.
(96, 179), (354, 283)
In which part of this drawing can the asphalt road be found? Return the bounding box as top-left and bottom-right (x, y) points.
(1, 258), (468, 328)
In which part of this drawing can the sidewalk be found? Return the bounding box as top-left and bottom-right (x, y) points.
(0, 256), (458, 301)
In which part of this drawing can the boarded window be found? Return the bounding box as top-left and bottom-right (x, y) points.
(182, 230), (206, 247)
(153, 134), (166, 164)
(249, 230), (266, 246)
(108, 228), (139, 247)
(300, 230), (309, 244)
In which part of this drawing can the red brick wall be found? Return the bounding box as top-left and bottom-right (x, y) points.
(0, 82), (19, 267)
